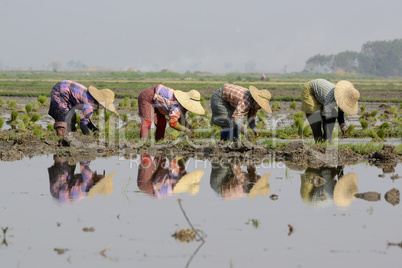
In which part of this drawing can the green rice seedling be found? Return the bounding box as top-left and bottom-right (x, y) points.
(18, 122), (26, 130)
(290, 101), (297, 110)
(370, 110), (378, 117)
(104, 110), (112, 122)
(293, 112), (304, 120)
(359, 119), (368, 129)
(33, 126), (43, 138)
(20, 115), (30, 125)
(130, 99), (138, 109)
(0, 99), (5, 106)
(37, 95), (48, 105)
(360, 104), (366, 113)
(303, 125), (312, 137)
(47, 123), (54, 131)
(345, 125), (355, 135)
(380, 122), (391, 129)
(390, 106), (397, 114)
(200, 96), (207, 106)
(120, 113), (128, 122)
(395, 144), (402, 155)
(0, 117), (4, 128)
(272, 101), (280, 111)
(10, 110), (18, 121)
(377, 128), (385, 139)
(123, 97), (130, 107)
(25, 103), (33, 114)
(118, 101), (124, 108)
(32, 101), (40, 111)
(30, 113), (40, 123)
(7, 100), (17, 109)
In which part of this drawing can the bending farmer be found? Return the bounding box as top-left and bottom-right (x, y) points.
(301, 79), (360, 143)
(48, 80), (118, 137)
(210, 84), (272, 141)
(138, 84), (205, 141)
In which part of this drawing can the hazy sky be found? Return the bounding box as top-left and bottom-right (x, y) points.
(1, 0), (401, 73)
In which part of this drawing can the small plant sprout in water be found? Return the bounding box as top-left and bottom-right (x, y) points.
(245, 218), (260, 229)
(30, 113), (41, 123)
(37, 95), (48, 105)
(360, 104), (366, 113)
(0, 98), (5, 106)
(290, 101), (297, 110)
(371, 110), (378, 117)
(7, 100), (17, 109)
(359, 119), (368, 129)
(272, 101), (281, 111)
(130, 99), (138, 109)
(25, 103), (33, 114)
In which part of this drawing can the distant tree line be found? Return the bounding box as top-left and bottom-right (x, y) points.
(303, 39), (402, 77)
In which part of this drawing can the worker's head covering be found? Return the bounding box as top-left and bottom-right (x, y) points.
(173, 170), (204, 195)
(88, 171), (116, 199)
(248, 173), (271, 199)
(334, 80), (360, 115)
(249, 86), (272, 113)
(88, 86), (118, 114)
(333, 172), (358, 208)
(174, 90), (205, 115)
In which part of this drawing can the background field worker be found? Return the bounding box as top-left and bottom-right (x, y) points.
(210, 84), (272, 142)
(301, 79), (360, 143)
(48, 80), (118, 137)
(138, 84), (205, 141)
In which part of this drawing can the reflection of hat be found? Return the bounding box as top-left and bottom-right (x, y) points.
(88, 86), (118, 114)
(173, 170), (204, 195)
(249, 86), (272, 114)
(174, 90), (205, 115)
(248, 173), (271, 199)
(334, 80), (360, 115)
(88, 171), (116, 199)
(334, 172), (358, 208)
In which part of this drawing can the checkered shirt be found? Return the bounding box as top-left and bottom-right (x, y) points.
(153, 84), (185, 127)
(309, 79), (338, 118)
(222, 83), (254, 119)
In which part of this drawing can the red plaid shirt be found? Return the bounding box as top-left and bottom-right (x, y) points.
(222, 84), (257, 120)
(153, 84), (185, 128)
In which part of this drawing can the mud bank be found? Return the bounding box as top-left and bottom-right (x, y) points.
(0, 130), (400, 170)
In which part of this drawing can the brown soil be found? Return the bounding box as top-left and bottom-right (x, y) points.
(0, 130), (400, 170)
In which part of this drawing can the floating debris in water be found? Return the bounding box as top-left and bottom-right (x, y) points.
(288, 224), (294, 236)
(172, 229), (197, 243)
(354, 192), (381, 202)
(54, 248), (68, 255)
(385, 188), (400, 206)
(387, 241), (402, 249)
(270, 194), (278, 200)
(83, 227), (95, 232)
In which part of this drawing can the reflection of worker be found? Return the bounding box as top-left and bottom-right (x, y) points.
(48, 80), (118, 137)
(138, 85), (205, 141)
(300, 166), (358, 208)
(137, 154), (204, 198)
(210, 84), (272, 142)
(210, 162), (269, 200)
(48, 156), (115, 203)
(301, 79), (359, 143)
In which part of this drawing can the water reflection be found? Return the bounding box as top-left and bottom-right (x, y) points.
(210, 162), (270, 200)
(48, 156), (116, 203)
(137, 154), (204, 198)
(300, 166), (358, 208)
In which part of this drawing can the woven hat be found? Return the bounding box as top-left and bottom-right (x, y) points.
(88, 171), (116, 199)
(88, 86), (118, 114)
(248, 172), (271, 199)
(333, 172), (358, 208)
(249, 86), (272, 113)
(173, 170), (204, 195)
(174, 90), (205, 115)
(334, 80), (360, 115)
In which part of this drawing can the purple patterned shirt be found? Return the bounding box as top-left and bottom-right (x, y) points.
(51, 80), (98, 125)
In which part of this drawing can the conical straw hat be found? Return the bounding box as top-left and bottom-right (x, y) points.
(248, 172), (271, 199)
(174, 90), (205, 115)
(334, 80), (360, 115)
(88, 86), (118, 114)
(88, 171), (116, 198)
(249, 86), (272, 114)
(173, 170), (204, 195)
(334, 172), (358, 208)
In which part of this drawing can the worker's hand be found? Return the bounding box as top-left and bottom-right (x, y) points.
(185, 128), (195, 139)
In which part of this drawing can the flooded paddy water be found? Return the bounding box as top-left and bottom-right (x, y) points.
(1, 153), (401, 268)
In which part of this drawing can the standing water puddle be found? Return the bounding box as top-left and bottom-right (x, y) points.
(0, 155), (401, 267)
